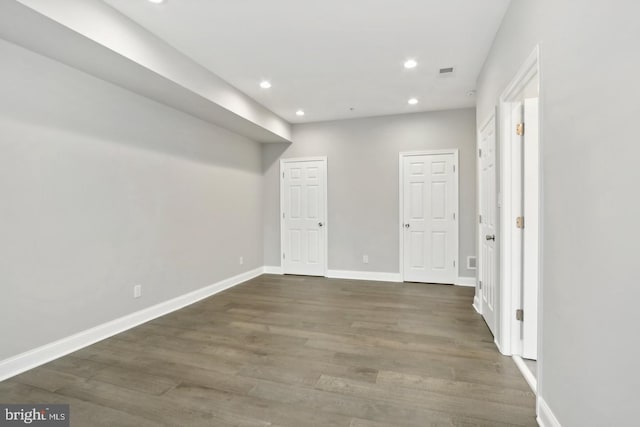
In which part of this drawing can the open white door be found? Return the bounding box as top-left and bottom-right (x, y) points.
(509, 98), (539, 360)
(479, 117), (498, 335)
(522, 98), (539, 360)
(281, 158), (327, 276)
(400, 151), (458, 284)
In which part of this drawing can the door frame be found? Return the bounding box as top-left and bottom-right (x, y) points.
(279, 156), (328, 276)
(398, 149), (459, 283)
(497, 45), (541, 359)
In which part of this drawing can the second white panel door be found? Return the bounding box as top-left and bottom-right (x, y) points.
(479, 117), (498, 336)
(402, 153), (457, 284)
(282, 159), (327, 276)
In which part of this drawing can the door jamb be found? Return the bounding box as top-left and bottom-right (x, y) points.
(279, 157), (328, 276)
(398, 149), (459, 283)
(497, 45), (540, 357)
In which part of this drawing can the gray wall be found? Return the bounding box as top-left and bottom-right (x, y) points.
(263, 109), (477, 277)
(0, 39), (263, 360)
(477, 1), (640, 425)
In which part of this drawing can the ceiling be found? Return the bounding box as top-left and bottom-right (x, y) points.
(103, 0), (510, 123)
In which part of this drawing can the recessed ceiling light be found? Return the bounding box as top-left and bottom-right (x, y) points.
(259, 80), (272, 89)
(404, 59), (418, 69)
(148, 0), (165, 4)
(408, 98), (419, 105)
(296, 110), (305, 116)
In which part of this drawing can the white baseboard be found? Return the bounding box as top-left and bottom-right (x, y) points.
(456, 276), (476, 287)
(263, 265), (283, 275)
(512, 355), (537, 393)
(472, 296), (482, 314)
(537, 396), (562, 427)
(326, 269), (402, 282)
(264, 266), (475, 288)
(325, 271), (476, 286)
(0, 267), (263, 382)
(494, 337), (509, 355)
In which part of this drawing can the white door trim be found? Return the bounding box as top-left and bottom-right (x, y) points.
(498, 45), (540, 356)
(398, 149), (459, 283)
(279, 157), (328, 276)
(496, 45), (546, 423)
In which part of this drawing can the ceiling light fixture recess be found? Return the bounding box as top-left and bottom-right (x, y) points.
(148, 0), (165, 4)
(404, 59), (418, 69)
(296, 110), (305, 116)
(408, 98), (419, 105)
(259, 80), (272, 89)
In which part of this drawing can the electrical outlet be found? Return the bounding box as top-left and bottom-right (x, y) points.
(239, 256), (244, 265)
(133, 284), (142, 299)
(363, 255), (369, 264)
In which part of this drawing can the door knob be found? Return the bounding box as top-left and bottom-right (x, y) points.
(318, 222), (324, 227)
(404, 224), (410, 228)
(485, 234), (496, 241)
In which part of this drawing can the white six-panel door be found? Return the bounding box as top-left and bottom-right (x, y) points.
(479, 117), (498, 336)
(401, 152), (458, 284)
(281, 158), (327, 276)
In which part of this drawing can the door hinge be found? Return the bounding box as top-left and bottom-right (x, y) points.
(479, 214), (482, 224)
(282, 253), (285, 260)
(516, 309), (524, 321)
(516, 216), (525, 229)
(282, 212), (285, 219)
(453, 212), (456, 220)
(282, 172), (285, 178)
(516, 123), (525, 136)
(453, 165), (456, 173)
(479, 148), (482, 157)
(453, 260), (456, 268)
(479, 280), (482, 290)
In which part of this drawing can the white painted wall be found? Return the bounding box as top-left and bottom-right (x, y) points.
(477, 1), (640, 425)
(0, 39), (263, 361)
(263, 109), (476, 277)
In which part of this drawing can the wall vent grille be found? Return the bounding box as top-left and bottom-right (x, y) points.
(467, 256), (477, 270)
(438, 67), (455, 77)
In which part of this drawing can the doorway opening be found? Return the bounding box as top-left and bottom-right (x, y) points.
(498, 45), (542, 393)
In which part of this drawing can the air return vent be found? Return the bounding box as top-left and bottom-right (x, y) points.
(438, 66), (455, 77)
(467, 256), (477, 270)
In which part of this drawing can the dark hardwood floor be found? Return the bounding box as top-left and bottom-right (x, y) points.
(0, 274), (537, 426)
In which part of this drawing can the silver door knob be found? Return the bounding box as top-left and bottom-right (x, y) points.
(485, 234), (496, 241)
(318, 222), (324, 227)
(404, 224), (410, 228)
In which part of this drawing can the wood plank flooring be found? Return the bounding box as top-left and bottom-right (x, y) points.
(0, 274), (537, 426)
